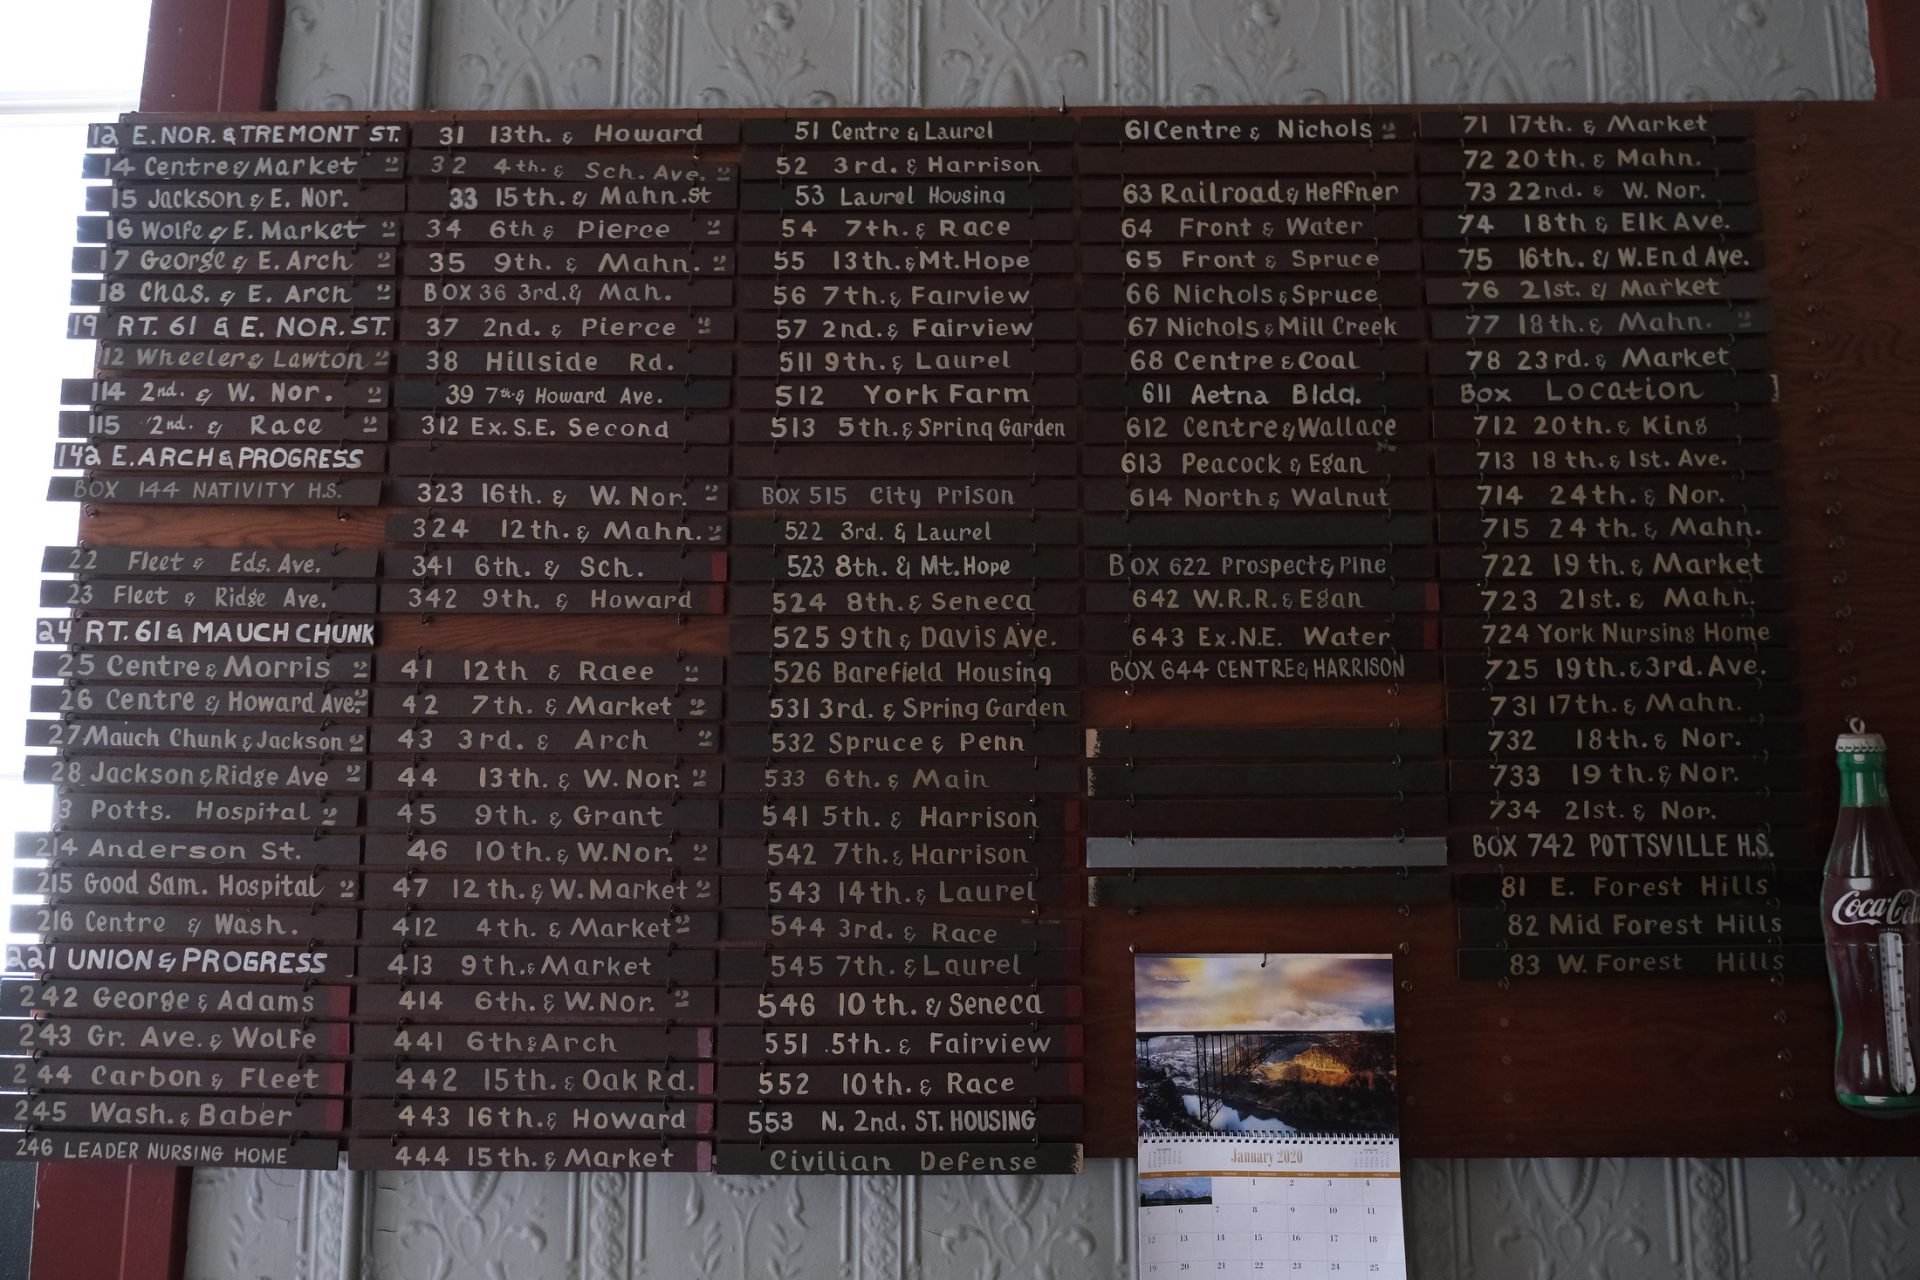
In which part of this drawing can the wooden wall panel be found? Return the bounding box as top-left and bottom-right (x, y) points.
(56, 102), (1920, 1165)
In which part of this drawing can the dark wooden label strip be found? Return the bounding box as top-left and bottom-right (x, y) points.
(723, 760), (1079, 795)
(416, 118), (737, 147)
(360, 908), (716, 946)
(363, 797), (717, 835)
(1084, 797), (1446, 837)
(347, 1059), (710, 1098)
(1084, 513), (1433, 546)
(50, 475), (384, 506)
(1077, 144), (1415, 176)
(85, 151), (406, 181)
(1446, 719), (1803, 759)
(730, 618), (1075, 654)
(37, 617), (376, 648)
(50, 793), (356, 831)
(715, 947), (1081, 984)
(93, 120), (408, 149)
(361, 833), (715, 870)
(400, 277), (729, 307)
(1417, 109), (1754, 138)
(373, 651), (721, 685)
(376, 581), (724, 615)
(718, 837), (1075, 873)
(3, 1133), (342, 1169)
(1088, 871), (1452, 908)
(735, 585), (1076, 619)
(386, 511), (726, 545)
(392, 409), (731, 442)
(401, 246), (732, 277)
(742, 116), (1070, 144)
(354, 1025), (707, 1062)
(1086, 761), (1447, 797)
(386, 476), (726, 510)
(1085, 836), (1449, 870)
(76, 277), (395, 307)
(79, 243), (397, 276)
(715, 986), (1080, 1023)
(730, 654), (1073, 689)
(357, 946), (713, 985)
(44, 546), (378, 578)
(1445, 648), (1793, 685)
(1425, 206), (1761, 238)
(724, 875), (1062, 910)
(359, 871), (716, 908)
(17, 830), (358, 867)
(1, 1016), (348, 1057)
(366, 685), (714, 720)
(60, 435), (386, 471)
(78, 213), (404, 245)
(26, 757), (365, 793)
(27, 720), (366, 755)
(1081, 176), (1413, 208)
(6, 1094), (343, 1135)
(739, 180), (1073, 211)
(710, 1105), (1082, 1142)
(44, 579), (377, 612)
(1429, 338), (1770, 376)
(1459, 944), (1824, 982)
(1420, 174), (1755, 205)
(21, 904), (356, 944)
(721, 910), (1077, 949)
(1436, 510), (1786, 544)
(714, 1024), (1081, 1063)
(1449, 791), (1807, 825)
(67, 862), (327, 923)
(737, 211), (1076, 241)
(1456, 870), (1820, 905)
(1448, 681), (1800, 722)
(730, 800), (1071, 837)
(405, 180), (737, 212)
(345, 1138), (709, 1174)
(352, 983), (713, 1023)
(1432, 406), (1777, 440)
(1079, 209), (1418, 243)
(62, 408), (389, 440)
(0, 979), (348, 1019)
(366, 721), (719, 755)
(1084, 582), (1434, 614)
(3, 1054), (342, 1095)
(31, 683), (369, 718)
(1091, 652), (1442, 686)
(350, 1098), (709, 1138)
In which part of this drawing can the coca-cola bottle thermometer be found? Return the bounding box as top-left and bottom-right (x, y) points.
(1821, 722), (1920, 1116)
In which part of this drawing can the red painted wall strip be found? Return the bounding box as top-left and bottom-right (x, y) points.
(31, 1164), (188, 1280)
(1869, 0), (1920, 97)
(140, 0), (284, 111)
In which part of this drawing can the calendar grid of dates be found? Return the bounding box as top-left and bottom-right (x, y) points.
(3, 105), (1803, 1170)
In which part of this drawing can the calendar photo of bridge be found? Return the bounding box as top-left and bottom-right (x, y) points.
(1134, 954), (1399, 1137)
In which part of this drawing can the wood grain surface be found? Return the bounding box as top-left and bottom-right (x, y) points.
(67, 102), (1920, 1159)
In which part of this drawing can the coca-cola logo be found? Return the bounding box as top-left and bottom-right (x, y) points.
(1831, 888), (1920, 928)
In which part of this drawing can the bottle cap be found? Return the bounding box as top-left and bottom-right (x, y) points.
(1837, 732), (1886, 753)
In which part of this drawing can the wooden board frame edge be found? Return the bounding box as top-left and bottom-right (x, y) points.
(1871, 0), (1920, 97)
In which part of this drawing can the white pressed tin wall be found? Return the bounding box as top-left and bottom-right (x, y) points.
(177, 3), (1912, 1278)
(276, 0), (1876, 111)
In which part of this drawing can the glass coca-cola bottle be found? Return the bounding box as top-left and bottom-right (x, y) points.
(1822, 727), (1920, 1117)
